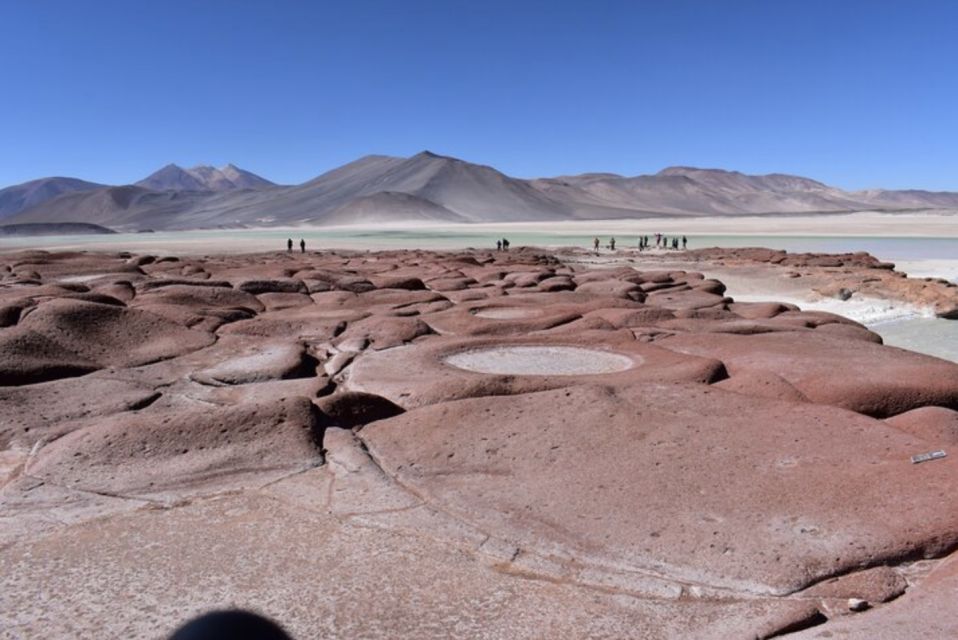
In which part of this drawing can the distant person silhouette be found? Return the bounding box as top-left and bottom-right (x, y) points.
(496, 239), (502, 251)
(593, 237), (600, 253)
(168, 610), (293, 640)
(502, 238), (510, 250)
(682, 235), (687, 250)
(609, 237), (616, 251)
(286, 238), (292, 252)
(299, 238), (306, 253)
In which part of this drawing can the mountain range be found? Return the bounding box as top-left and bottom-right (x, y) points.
(2, 152), (957, 231)
(135, 163), (276, 192)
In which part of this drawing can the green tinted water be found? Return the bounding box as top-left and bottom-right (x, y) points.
(3, 227), (958, 261)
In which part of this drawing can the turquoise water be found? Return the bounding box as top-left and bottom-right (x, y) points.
(874, 318), (958, 363)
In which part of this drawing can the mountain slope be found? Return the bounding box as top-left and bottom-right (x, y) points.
(0, 177), (106, 219)
(219, 164), (277, 190)
(323, 191), (467, 224)
(7, 185), (208, 228)
(6, 152), (958, 230)
(136, 164), (275, 192)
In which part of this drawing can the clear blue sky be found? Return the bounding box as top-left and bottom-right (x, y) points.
(1, 0), (956, 190)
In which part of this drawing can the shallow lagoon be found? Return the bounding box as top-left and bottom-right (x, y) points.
(873, 318), (958, 363)
(3, 227), (958, 262)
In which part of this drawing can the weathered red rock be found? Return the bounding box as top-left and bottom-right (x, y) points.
(0, 374), (160, 448)
(361, 383), (958, 595)
(0, 299), (213, 385)
(713, 369), (810, 402)
(27, 396), (323, 499)
(885, 406), (958, 445)
(134, 284), (264, 313)
(369, 275), (427, 290)
(345, 333), (725, 408)
(574, 279), (646, 300)
(256, 291), (314, 311)
(786, 557), (958, 639)
(190, 339), (318, 385)
(334, 314), (433, 350)
(236, 278), (308, 294)
(659, 331), (958, 417)
(316, 391), (404, 428)
(3, 246), (958, 639)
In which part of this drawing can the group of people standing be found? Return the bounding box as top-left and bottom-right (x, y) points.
(593, 234), (688, 254)
(285, 233), (685, 255)
(642, 233), (687, 251)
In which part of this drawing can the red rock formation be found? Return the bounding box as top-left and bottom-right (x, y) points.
(1, 246), (957, 638)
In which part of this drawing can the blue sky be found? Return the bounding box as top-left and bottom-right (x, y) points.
(1, 1), (956, 190)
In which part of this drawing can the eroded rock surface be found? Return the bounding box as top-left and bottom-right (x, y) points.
(1, 246), (957, 639)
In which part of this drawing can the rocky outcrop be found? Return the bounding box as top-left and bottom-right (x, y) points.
(2, 246), (957, 639)
(675, 246), (958, 318)
(26, 396), (323, 499)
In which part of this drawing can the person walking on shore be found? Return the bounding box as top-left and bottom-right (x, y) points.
(682, 235), (687, 250)
(610, 237), (616, 251)
(496, 239), (502, 251)
(286, 238), (292, 252)
(593, 237), (600, 253)
(300, 238), (306, 253)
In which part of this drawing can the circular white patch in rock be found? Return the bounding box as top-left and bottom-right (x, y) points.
(473, 307), (540, 319)
(444, 346), (635, 376)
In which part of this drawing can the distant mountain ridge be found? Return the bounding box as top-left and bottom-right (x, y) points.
(0, 163), (275, 221)
(3, 152), (958, 230)
(136, 163), (276, 192)
(0, 177), (105, 220)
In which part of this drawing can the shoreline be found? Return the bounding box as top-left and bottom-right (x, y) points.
(2, 211), (958, 255)
(562, 245), (958, 325)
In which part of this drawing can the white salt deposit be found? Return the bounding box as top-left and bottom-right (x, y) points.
(444, 346), (635, 375)
(473, 307), (540, 319)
